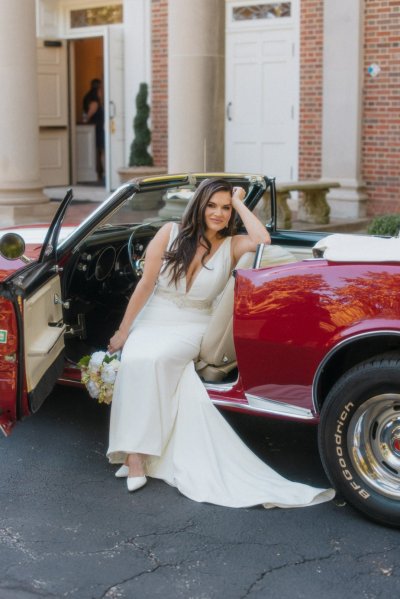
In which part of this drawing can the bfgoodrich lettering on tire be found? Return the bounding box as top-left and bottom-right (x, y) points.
(318, 354), (400, 527)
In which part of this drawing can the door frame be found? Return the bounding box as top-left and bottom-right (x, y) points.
(67, 30), (109, 188)
(36, 0), (152, 191)
(224, 0), (300, 181)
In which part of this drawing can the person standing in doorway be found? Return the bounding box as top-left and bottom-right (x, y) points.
(83, 78), (105, 182)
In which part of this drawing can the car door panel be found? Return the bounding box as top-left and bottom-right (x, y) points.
(22, 273), (66, 414)
(0, 265), (66, 430)
(23, 275), (65, 393)
(0, 295), (19, 435)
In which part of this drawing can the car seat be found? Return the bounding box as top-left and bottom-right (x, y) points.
(195, 244), (297, 382)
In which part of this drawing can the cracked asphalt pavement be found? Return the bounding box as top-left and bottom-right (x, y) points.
(0, 386), (399, 599)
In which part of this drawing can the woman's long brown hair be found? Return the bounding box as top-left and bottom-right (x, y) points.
(163, 178), (236, 287)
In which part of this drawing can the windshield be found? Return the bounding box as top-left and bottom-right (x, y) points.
(56, 176), (269, 251)
(57, 184), (197, 247)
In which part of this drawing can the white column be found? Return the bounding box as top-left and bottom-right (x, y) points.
(0, 0), (53, 226)
(321, 0), (367, 219)
(168, 0), (225, 173)
(123, 0), (151, 163)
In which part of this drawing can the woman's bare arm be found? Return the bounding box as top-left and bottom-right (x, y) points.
(86, 100), (99, 120)
(108, 222), (173, 352)
(231, 186), (271, 264)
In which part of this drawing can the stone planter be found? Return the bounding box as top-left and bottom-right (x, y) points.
(118, 166), (167, 210)
(158, 188), (194, 219)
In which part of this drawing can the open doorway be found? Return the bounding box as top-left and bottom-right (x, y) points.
(70, 37), (105, 186)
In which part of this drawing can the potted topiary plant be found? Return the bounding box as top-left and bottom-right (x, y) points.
(129, 82), (153, 168)
(118, 83), (166, 207)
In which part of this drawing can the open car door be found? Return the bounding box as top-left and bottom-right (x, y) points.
(0, 192), (73, 435)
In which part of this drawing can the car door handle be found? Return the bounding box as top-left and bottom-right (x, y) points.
(49, 318), (64, 328)
(54, 293), (70, 309)
(227, 102), (233, 121)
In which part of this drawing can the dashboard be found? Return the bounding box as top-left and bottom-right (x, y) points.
(68, 225), (157, 292)
(62, 225), (160, 347)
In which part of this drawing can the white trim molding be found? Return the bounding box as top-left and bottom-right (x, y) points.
(321, 0), (367, 219)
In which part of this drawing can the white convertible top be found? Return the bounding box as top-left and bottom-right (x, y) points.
(313, 233), (400, 263)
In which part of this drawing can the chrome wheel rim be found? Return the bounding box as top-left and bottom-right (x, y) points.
(348, 394), (400, 499)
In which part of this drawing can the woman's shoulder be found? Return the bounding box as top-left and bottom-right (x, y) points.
(159, 221), (179, 233)
(152, 222), (179, 249)
(155, 221), (177, 237)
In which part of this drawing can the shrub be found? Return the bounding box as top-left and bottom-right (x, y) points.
(367, 214), (400, 237)
(129, 83), (153, 167)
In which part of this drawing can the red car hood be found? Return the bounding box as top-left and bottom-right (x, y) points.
(0, 224), (76, 282)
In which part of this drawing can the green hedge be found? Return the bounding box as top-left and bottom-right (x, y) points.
(368, 214), (400, 237)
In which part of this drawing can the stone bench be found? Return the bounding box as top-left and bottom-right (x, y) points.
(273, 180), (340, 229)
(155, 180), (341, 230)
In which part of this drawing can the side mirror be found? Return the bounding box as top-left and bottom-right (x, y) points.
(0, 233), (30, 263)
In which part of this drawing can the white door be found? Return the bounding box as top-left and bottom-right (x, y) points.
(225, 2), (299, 182)
(104, 26), (125, 191)
(37, 39), (69, 186)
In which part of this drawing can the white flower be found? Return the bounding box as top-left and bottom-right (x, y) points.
(79, 350), (120, 405)
(101, 360), (120, 384)
(89, 351), (106, 370)
(86, 379), (100, 399)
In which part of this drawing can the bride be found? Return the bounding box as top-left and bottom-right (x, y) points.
(107, 178), (334, 508)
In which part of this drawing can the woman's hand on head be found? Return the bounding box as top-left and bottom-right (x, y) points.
(108, 329), (128, 354)
(232, 186), (246, 206)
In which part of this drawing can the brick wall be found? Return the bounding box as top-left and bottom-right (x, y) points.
(362, 0), (400, 215)
(149, 1), (400, 214)
(151, 0), (168, 168)
(299, 0), (324, 179)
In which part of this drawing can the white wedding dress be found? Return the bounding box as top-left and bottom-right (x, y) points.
(107, 223), (334, 508)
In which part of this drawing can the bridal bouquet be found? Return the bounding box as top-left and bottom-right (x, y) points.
(78, 350), (121, 405)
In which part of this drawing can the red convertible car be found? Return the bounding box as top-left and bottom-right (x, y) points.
(0, 173), (399, 526)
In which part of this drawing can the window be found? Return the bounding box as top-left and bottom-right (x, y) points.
(70, 5), (123, 28)
(232, 3), (291, 21)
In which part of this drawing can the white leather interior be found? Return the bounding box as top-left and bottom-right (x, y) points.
(195, 244), (297, 382)
(314, 233), (400, 262)
(24, 276), (65, 392)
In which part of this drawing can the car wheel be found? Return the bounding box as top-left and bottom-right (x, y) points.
(318, 354), (400, 527)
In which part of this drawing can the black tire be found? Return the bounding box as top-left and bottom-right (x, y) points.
(318, 354), (400, 527)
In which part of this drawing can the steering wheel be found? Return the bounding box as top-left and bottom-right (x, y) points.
(127, 224), (158, 278)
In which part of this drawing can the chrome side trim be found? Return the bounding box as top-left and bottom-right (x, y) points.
(211, 395), (314, 420)
(204, 381), (236, 393)
(245, 393), (314, 420)
(58, 375), (82, 386)
(205, 380), (314, 420)
(312, 329), (400, 413)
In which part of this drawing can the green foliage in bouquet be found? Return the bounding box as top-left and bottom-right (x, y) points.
(368, 214), (400, 237)
(129, 82), (154, 167)
(78, 355), (90, 368)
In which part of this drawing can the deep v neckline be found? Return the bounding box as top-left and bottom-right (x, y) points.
(185, 238), (228, 294)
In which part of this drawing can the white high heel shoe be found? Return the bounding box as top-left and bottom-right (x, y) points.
(127, 476), (147, 492)
(115, 465), (129, 478)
